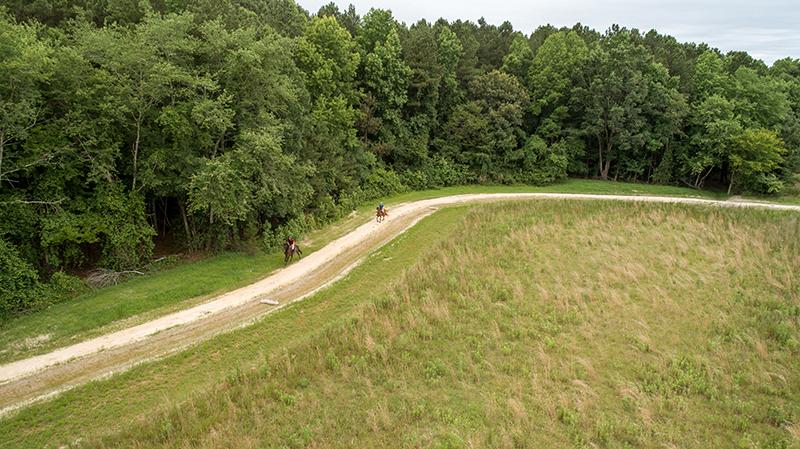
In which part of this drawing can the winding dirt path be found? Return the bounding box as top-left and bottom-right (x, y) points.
(1, 193), (798, 414)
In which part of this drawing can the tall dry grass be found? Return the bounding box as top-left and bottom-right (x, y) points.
(90, 201), (799, 449)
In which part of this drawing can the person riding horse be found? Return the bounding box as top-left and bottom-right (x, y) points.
(376, 202), (388, 222)
(284, 236), (302, 264)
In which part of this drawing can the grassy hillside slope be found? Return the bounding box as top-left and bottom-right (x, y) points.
(5, 200), (797, 448)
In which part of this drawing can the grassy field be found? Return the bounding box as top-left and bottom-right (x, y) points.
(3, 200), (799, 448)
(0, 179), (727, 364)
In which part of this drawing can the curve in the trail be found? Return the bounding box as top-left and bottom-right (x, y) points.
(1, 193), (798, 410)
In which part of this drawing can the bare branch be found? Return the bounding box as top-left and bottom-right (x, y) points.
(0, 197), (66, 205)
(679, 179), (700, 190)
(0, 153), (57, 181)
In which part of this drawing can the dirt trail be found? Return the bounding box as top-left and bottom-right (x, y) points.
(1, 193), (798, 414)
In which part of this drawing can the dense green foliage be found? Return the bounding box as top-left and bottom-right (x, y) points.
(1, 1), (799, 314)
(0, 239), (40, 315)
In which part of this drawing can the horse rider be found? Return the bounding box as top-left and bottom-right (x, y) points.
(378, 202), (385, 213)
(287, 235), (296, 251)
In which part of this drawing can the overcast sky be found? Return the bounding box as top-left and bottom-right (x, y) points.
(298, 0), (799, 65)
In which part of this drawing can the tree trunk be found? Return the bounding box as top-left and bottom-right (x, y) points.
(150, 198), (156, 227)
(0, 134), (5, 185)
(597, 139), (605, 179)
(178, 200), (192, 239)
(600, 158), (611, 180)
(698, 166), (714, 189)
(206, 208), (215, 251)
(162, 198), (170, 237)
(132, 116), (142, 190)
(213, 133), (226, 159)
(727, 172), (735, 195)
(598, 132), (614, 180)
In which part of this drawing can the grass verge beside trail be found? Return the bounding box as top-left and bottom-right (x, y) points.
(0, 179), (724, 364)
(0, 252), (276, 363)
(4, 201), (800, 448)
(743, 191), (800, 205)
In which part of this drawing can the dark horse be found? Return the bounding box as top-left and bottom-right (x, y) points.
(283, 242), (302, 264)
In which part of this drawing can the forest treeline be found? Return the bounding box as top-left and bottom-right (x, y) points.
(1, 0), (799, 315)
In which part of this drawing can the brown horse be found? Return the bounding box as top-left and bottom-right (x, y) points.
(376, 207), (388, 223)
(283, 242), (302, 264)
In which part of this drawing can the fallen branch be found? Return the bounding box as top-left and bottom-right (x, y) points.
(86, 268), (145, 288)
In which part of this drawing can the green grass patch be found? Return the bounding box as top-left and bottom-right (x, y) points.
(3, 201), (799, 448)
